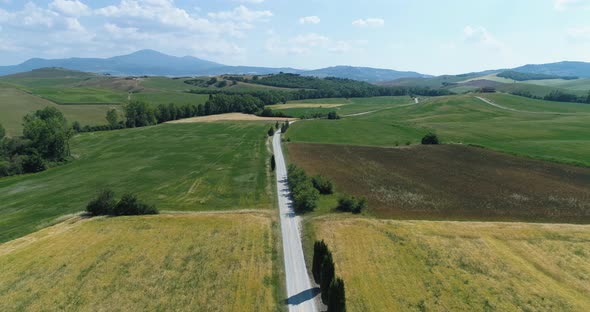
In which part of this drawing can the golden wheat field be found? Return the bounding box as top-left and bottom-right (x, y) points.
(0, 213), (278, 311)
(311, 217), (590, 312)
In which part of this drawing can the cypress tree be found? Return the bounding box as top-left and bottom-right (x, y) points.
(320, 251), (335, 304)
(327, 277), (346, 312)
(270, 155), (276, 171)
(312, 240), (328, 283)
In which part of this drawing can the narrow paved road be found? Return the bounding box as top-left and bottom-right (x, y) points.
(273, 129), (319, 312)
(474, 96), (580, 115)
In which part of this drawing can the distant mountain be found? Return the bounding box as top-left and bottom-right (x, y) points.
(0, 50), (429, 82)
(0, 50), (224, 76)
(512, 61), (590, 78)
(302, 66), (430, 82)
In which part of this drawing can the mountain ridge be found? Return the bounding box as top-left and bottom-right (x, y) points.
(0, 49), (429, 82)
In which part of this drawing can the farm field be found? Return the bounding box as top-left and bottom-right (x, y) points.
(285, 94), (590, 166)
(0, 122), (272, 243)
(272, 96), (414, 118)
(0, 213), (279, 311)
(289, 143), (590, 222)
(0, 87), (118, 136)
(131, 91), (209, 106)
(310, 217), (590, 312)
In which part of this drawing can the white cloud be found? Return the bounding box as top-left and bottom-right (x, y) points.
(238, 0), (265, 3)
(299, 16), (320, 25)
(352, 18), (384, 28)
(554, 0), (587, 10)
(208, 5), (272, 22)
(328, 40), (368, 54)
(49, 0), (90, 16)
(463, 25), (506, 52)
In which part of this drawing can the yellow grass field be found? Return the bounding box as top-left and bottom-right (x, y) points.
(0, 213), (278, 311)
(167, 112), (296, 123)
(311, 217), (590, 312)
(266, 103), (344, 109)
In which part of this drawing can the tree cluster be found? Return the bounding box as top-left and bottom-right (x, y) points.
(287, 164), (320, 213)
(327, 111), (340, 120)
(336, 194), (366, 214)
(497, 70), (578, 81)
(312, 240), (346, 312)
(1, 107), (73, 177)
(86, 189), (158, 216)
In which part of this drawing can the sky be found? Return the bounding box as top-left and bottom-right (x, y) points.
(1, 0), (590, 75)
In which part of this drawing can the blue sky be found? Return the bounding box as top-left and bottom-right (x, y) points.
(1, 0), (589, 74)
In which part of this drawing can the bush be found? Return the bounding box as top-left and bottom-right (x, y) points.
(327, 111), (340, 120)
(421, 132), (440, 145)
(113, 193), (158, 216)
(86, 189), (117, 216)
(312, 175), (334, 194)
(336, 194), (367, 214)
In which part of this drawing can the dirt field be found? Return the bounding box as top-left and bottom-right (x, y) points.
(288, 143), (590, 223)
(167, 113), (296, 123)
(0, 212), (278, 311)
(311, 217), (590, 312)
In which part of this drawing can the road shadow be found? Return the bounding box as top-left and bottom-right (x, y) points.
(285, 287), (320, 305)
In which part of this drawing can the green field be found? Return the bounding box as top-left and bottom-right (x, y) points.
(0, 213), (279, 311)
(131, 91), (209, 107)
(310, 217), (590, 312)
(0, 87), (118, 136)
(272, 96), (414, 118)
(0, 122), (273, 243)
(285, 94), (590, 166)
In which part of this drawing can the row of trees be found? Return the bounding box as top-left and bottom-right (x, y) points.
(0, 107), (74, 177)
(312, 240), (346, 311)
(286, 165), (336, 213)
(510, 89), (590, 104)
(86, 189), (158, 216)
(497, 70), (578, 81)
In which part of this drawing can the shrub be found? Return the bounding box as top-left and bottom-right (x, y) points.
(336, 194), (367, 214)
(86, 189), (117, 216)
(312, 175), (334, 194)
(421, 132), (440, 145)
(327, 111), (340, 120)
(113, 193), (158, 216)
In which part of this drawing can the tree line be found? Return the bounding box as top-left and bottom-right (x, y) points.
(510, 89), (590, 104)
(498, 70), (578, 81)
(313, 240), (346, 311)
